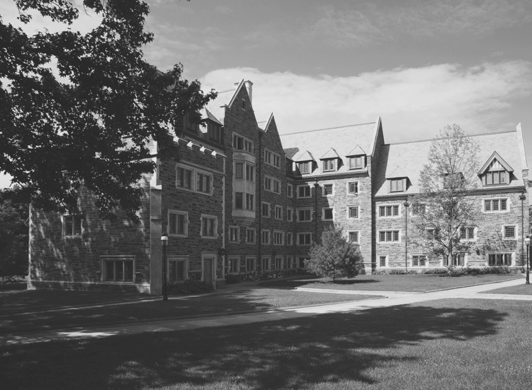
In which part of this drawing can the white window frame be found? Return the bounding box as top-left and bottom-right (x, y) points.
(411, 254), (428, 267)
(347, 206), (359, 219)
(168, 210), (188, 238)
(228, 225), (240, 243)
(297, 207), (313, 222)
(322, 159), (336, 172)
(322, 207), (334, 221)
(487, 252), (513, 266)
(483, 198), (510, 213)
(261, 202), (271, 218)
(176, 163), (214, 196)
(287, 232), (293, 246)
(287, 207), (294, 222)
(261, 256), (271, 271)
(200, 214), (218, 239)
(378, 255), (387, 267)
(245, 256), (256, 272)
(348, 155), (365, 170)
(378, 204), (401, 218)
(287, 183), (293, 198)
(298, 161), (312, 174)
(227, 256), (240, 274)
(389, 178), (406, 193)
(460, 226), (476, 241)
(273, 178), (281, 194)
(347, 230), (360, 244)
(297, 232), (312, 246)
(347, 181), (359, 195)
(273, 230), (284, 246)
(261, 229), (271, 245)
(246, 228), (256, 244)
(322, 183), (334, 197)
(378, 230), (401, 243)
(297, 184), (312, 198)
(101, 255), (135, 283)
(264, 176), (272, 191)
(233, 132), (253, 152)
(63, 214), (83, 238)
(168, 255), (189, 283)
(502, 225), (518, 240)
(274, 205), (283, 220)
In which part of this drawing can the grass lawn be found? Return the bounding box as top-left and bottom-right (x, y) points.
(1, 298), (531, 389)
(260, 273), (523, 292)
(485, 282), (532, 295)
(0, 288), (377, 333)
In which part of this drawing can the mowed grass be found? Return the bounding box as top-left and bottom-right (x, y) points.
(485, 282), (532, 295)
(1, 298), (531, 390)
(0, 288), (377, 333)
(261, 273), (522, 292)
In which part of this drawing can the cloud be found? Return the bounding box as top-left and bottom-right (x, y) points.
(201, 61), (532, 143)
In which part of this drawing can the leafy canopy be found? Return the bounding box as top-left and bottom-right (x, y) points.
(307, 226), (362, 280)
(0, 0), (215, 219)
(411, 124), (480, 265)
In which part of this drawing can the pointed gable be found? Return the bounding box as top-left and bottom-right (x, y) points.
(346, 144), (366, 157)
(478, 151), (514, 174)
(293, 150), (315, 162)
(320, 148), (341, 160)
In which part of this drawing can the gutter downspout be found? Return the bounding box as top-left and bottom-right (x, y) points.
(258, 131), (263, 270)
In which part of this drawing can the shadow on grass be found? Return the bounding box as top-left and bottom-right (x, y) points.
(0, 304), (507, 389)
(259, 278), (378, 289)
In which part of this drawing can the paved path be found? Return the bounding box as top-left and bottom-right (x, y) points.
(2, 278), (530, 346)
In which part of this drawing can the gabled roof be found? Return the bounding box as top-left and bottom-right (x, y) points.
(478, 151), (514, 174)
(202, 87), (238, 125)
(386, 165), (409, 179)
(374, 129), (527, 197)
(346, 144), (366, 156)
(293, 150), (315, 162)
(320, 148), (341, 160)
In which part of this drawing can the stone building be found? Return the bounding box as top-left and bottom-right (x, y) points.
(28, 80), (530, 294)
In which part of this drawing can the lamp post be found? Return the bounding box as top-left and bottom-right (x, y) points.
(404, 200), (410, 271)
(161, 233), (168, 301)
(519, 192), (526, 269)
(526, 235), (530, 285)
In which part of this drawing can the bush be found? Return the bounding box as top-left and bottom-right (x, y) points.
(225, 274), (240, 284)
(167, 280), (214, 295)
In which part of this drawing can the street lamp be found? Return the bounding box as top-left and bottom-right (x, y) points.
(161, 233), (169, 301)
(526, 235), (530, 285)
(519, 192), (526, 269)
(404, 200), (410, 271)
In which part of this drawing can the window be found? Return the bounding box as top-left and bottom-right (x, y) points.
(200, 215), (217, 238)
(348, 231), (359, 243)
(379, 230), (400, 243)
(322, 207), (334, 221)
(323, 159), (335, 172)
(264, 176), (272, 191)
(103, 256), (134, 282)
(244, 139), (253, 153)
(297, 232), (312, 246)
(322, 183), (334, 196)
(275, 256), (283, 270)
(168, 210), (188, 237)
(275, 205), (283, 220)
(287, 184), (293, 198)
(261, 230), (271, 245)
(484, 170), (508, 186)
(207, 123), (222, 143)
(349, 156), (365, 170)
(347, 206), (359, 219)
(246, 228), (256, 244)
(347, 182), (359, 195)
(233, 133), (253, 152)
(297, 208), (312, 222)
(444, 253), (466, 266)
(261, 202), (271, 218)
(246, 257), (256, 272)
(264, 149), (280, 168)
(484, 198), (508, 212)
(246, 194), (254, 211)
(262, 257), (271, 271)
(273, 179), (281, 194)
(229, 226), (240, 243)
(169, 256), (188, 282)
(488, 253), (512, 266)
(264, 150), (272, 165)
(227, 257), (239, 274)
(287, 207), (294, 222)
(235, 162), (244, 179)
(503, 225), (517, 239)
(63, 215), (82, 237)
(379, 205), (400, 217)
(298, 161), (312, 174)
(235, 192), (243, 209)
(273, 231), (284, 245)
(412, 255), (427, 267)
(177, 164), (213, 195)
(412, 203), (426, 215)
(273, 154), (281, 168)
(390, 178), (405, 192)
(379, 256), (387, 267)
(460, 227), (475, 240)
(287, 256), (294, 269)
(297, 185), (311, 198)
(287, 232), (293, 246)
(246, 164), (255, 182)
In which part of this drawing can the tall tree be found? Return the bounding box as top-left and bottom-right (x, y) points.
(307, 226), (362, 280)
(0, 189), (28, 276)
(0, 0), (215, 219)
(411, 124), (480, 267)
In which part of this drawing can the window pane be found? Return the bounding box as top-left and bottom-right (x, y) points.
(105, 261), (115, 281)
(235, 192), (243, 209)
(235, 163), (243, 179)
(500, 199), (507, 210)
(169, 213), (177, 235)
(124, 261), (133, 281)
(64, 216), (73, 236)
(115, 261), (124, 281)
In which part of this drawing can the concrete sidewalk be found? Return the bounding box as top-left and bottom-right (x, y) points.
(2, 277), (530, 346)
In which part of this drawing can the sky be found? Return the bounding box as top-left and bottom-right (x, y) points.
(1, 0), (532, 188)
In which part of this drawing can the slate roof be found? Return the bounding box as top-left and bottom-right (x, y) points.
(374, 130), (528, 197)
(280, 121), (380, 176)
(202, 88), (236, 125)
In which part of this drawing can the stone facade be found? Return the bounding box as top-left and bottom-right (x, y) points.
(29, 79), (530, 293)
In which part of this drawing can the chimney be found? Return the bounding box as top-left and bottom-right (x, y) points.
(244, 80), (253, 104)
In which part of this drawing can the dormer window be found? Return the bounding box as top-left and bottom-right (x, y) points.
(478, 152), (513, 187)
(390, 178), (406, 193)
(323, 159), (336, 172)
(484, 170), (508, 185)
(207, 122), (222, 143)
(298, 161), (312, 174)
(348, 155), (366, 170)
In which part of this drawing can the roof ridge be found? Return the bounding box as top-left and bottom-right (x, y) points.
(282, 122), (376, 136)
(389, 129), (517, 146)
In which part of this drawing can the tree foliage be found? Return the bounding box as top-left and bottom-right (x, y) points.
(307, 226), (362, 280)
(0, 189), (29, 276)
(0, 0), (216, 219)
(411, 124), (480, 266)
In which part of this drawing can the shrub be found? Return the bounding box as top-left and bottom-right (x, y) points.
(167, 280), (214, 295)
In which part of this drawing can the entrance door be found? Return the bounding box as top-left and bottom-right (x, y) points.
(203, 258), (214, 286)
